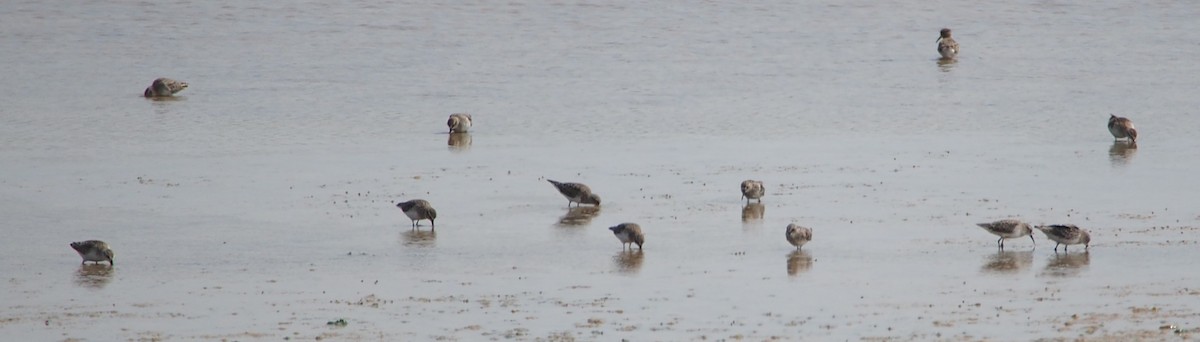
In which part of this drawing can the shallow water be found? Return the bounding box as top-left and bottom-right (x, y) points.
(3, 0), (1200, 340)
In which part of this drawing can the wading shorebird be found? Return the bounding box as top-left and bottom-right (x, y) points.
(143, 78), (188, 97)
(447, 113), (472, 133)
(937, 28), (959, 59)
(1035, 224), (1091, 252)
(69, 240), (114, 265)
(785, 224), (813, 250)
(547, 179), (601, 207)
(609, 223), (644, 250)
(1108, 114), (1138, 144)
(975, 219), (1035, 249)
(740, 180), (764, 203)
(396, 199), (437, 229)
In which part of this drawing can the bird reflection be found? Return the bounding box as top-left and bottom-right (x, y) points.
(149, 97), (184, 115)
(557, 206), (601, 226)
(74, 264), (114, 289)
(1040, 252), (1090, 277)
(741, 203), (764, 222)
(786, 250), (813, 276)
(980, 250), (1033, 274)
(401, 229), (437, 248)
(936, 58), (957, 72)
(447, 133), (472, 151)
(613, 250), (644, 274)
(1108, 141), (1136, 166)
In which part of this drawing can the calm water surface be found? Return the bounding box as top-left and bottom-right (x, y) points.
(2, 0), (1199, 340)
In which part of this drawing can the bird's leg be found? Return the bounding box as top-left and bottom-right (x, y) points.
(1029, 235), (1035, 246)
(996, 237), (1004, 248)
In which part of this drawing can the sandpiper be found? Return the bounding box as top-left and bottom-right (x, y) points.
(609, 223), (644, 250)
(975, 219), (1035, 249)
(1035, 224), (1091, 252)
(447, 113), (473, 133)
(1108, 114), (1138, 144)
(937, 28), (959, 59)
(69, 240), (114, 265)
(547, 179), (601, 207)
(396, 199), (437, 229)
(143, 77), (188, 97)
(785, 223), (813, 250)
(740, 180), (764, 203)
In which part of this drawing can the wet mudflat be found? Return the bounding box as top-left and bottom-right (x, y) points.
(3, 0), (1200, 340)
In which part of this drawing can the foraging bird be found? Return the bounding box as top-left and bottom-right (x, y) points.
(447, 113), (473, 133)
(143, 78), (188, 97)
(740, 180), (764, 203)
(396, 199), (437, 229)
(1108, 114), (1138, 143)
(1035, 224), (1091, 252)
(936, 28), (959, 59)
(69, 240), (114, 265)
(547, 179), (601, 207)
(609, 223), (645, 250)
(785, 224), (813, 250)
(975, 219), (1035, 249)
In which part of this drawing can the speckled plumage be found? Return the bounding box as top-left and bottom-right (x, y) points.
(937, 28), (959, 59)
(69, 240), (114, 265)
(976, 219), (1035, 249)
(547, 179), (601, 207)
(1035, 224), (1091, 252)
(740, 180), (764, 203)
(143, 78), (188, 97)
(609, 223), (644, 250)
(785, 224), (813, 250)
(447, 113), (473, 133)
(1108, 114), (1137, 143)
(396, 199), (437, 229)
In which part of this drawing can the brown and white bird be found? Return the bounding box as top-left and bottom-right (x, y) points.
(547, 179), (601, 207)
(143, 77), (188, 97)
(69, 240), (114, 265)
(936, 28), (959, 59)
(740, 180), (764, 203)
(447, 113), (473, 133)
(396, 199), (437, 229)
(785, 224), (813, 250)
(975, 219), (1035, 249)
(1108, 114), (1138, 143)
(609, 223), (644, 250)
(1035, 224), (1091, 252)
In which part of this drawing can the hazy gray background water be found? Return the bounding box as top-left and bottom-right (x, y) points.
(2, 1), (1199, 340)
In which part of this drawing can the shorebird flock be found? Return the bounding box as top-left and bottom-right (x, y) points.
(71, 28), (1138, 265)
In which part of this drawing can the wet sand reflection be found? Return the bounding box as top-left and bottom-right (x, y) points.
(557, 206), (600, 227)
(980, 250), (1033, 274)
(936, 58), (957, 72)
(1108, 141), (1136, 166)
(786, 250), (813, 277)
(448, 133), (472, 152)
(741, 203), (764, 222)
(613, 250), (644, 275)
(401, 229), (437, 248)
(1040, 252), (1090, 277)
(74, 264), (114, 289)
